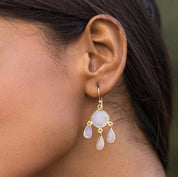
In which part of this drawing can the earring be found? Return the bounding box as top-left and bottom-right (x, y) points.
(83, 85), (116, 150)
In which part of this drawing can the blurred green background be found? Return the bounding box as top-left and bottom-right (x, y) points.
(156, 0), (178, 176)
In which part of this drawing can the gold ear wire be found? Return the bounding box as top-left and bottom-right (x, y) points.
(97, 86), (101, 99)
(97, 86), (103, 110)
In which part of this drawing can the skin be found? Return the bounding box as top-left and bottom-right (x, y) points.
(0, 15), (166, 177)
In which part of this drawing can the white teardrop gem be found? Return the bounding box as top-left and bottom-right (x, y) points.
(83, 125), (92, 139)
(96, 135), (104, 150)
(91, 110), (110, 128)
(107, 128), (115, 143)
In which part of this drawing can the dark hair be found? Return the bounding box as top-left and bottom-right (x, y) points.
(0, 0), (173, 172)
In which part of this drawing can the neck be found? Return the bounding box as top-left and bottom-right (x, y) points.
(32, 104), (166, 177)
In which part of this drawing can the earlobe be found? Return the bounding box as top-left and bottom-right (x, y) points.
(82, 14), (127, 98)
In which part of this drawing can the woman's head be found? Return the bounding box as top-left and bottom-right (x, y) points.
(0, 0), (172, 176)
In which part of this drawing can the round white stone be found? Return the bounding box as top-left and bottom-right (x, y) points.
(91, 110), (109, 128)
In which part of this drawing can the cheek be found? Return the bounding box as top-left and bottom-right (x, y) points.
(0, 44), (80, 176)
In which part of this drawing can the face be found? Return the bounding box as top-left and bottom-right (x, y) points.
(0, 18), (84, 176)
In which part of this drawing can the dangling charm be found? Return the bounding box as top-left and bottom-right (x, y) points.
(83, 120), (92, 139)
(83, 85), (116, 150)
(96, 128), (104, 150)
(107, 123), (115, 144)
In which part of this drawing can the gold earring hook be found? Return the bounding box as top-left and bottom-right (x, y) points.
(97, 85), (103, 110)
(98, 86), (101, 100)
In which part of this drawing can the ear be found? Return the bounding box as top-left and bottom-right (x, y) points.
(81, 14), (127, 98)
